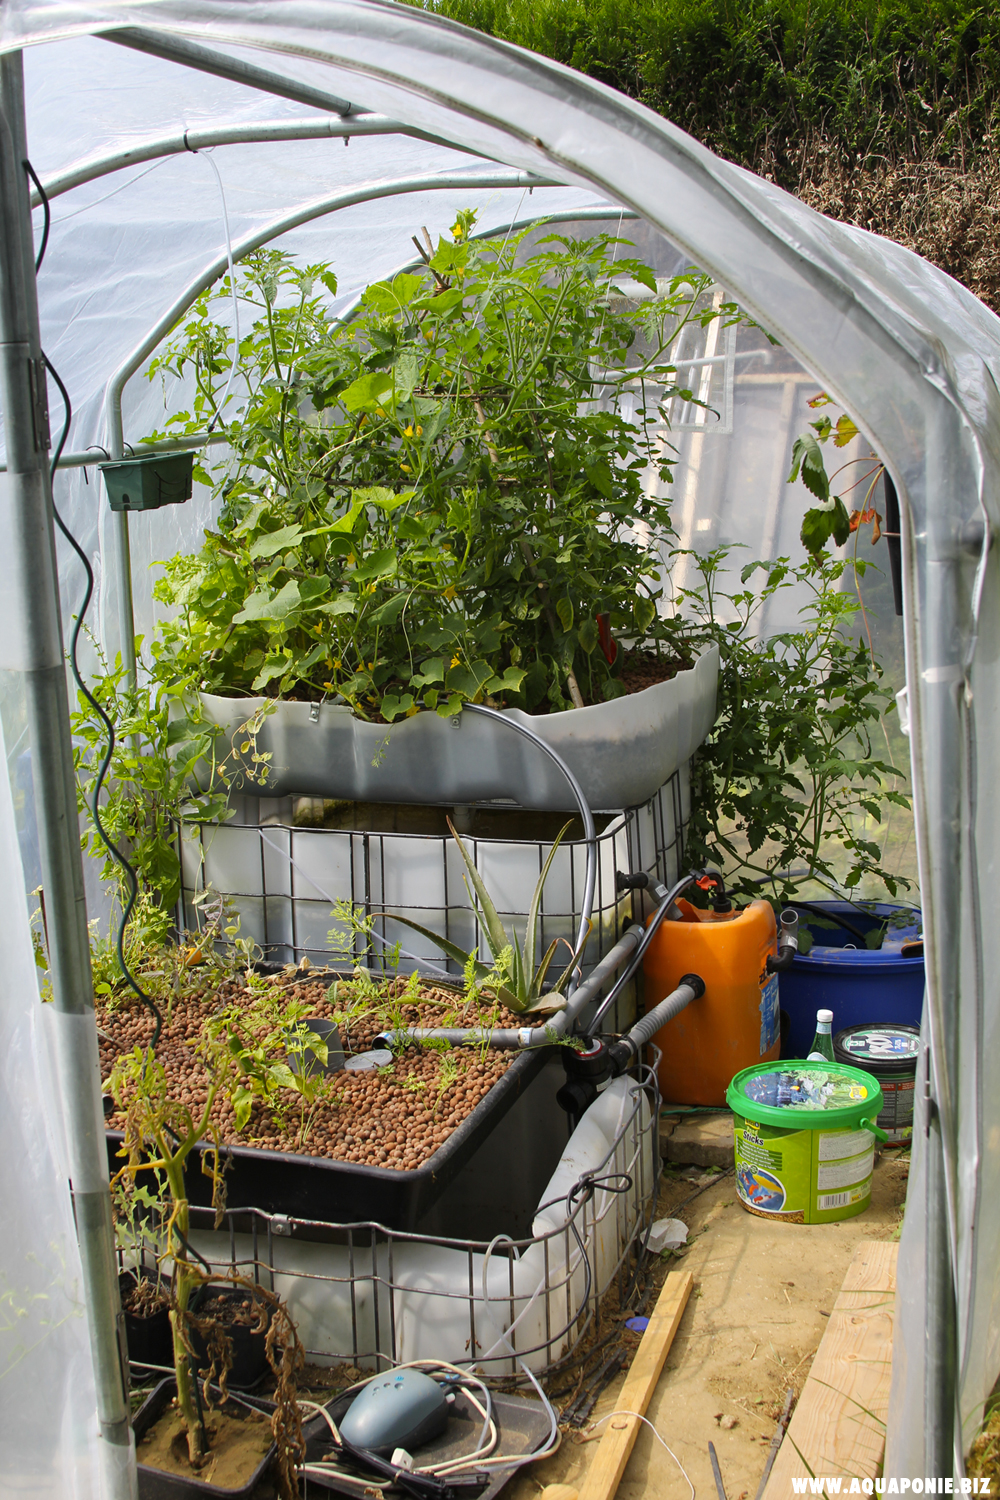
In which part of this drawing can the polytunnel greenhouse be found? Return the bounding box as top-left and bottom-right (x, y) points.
(0, 2), (997, 1496)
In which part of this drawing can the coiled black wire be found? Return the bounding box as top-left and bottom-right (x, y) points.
(25, 158), (162, 1046)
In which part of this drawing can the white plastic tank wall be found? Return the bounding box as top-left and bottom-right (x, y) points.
(179, 1074), (654, 1375)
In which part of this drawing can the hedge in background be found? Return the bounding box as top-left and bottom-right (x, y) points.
(405, 0), (1000, 307)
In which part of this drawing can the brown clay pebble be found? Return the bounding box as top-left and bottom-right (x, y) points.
(99, 976), (517, 1171)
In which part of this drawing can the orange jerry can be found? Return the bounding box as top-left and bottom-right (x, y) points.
(643, 898), (780, 1106)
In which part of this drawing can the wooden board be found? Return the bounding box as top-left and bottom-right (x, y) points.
(577, 1270), (694, 1500)
(762, 1240), (898, 1496)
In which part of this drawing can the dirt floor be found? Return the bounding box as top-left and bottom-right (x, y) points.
(507, 1148), (910, 1500)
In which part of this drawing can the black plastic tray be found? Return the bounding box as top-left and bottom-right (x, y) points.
(301, 1384), (553, 1500)
(133, 1379), (274, 1500)
(108, 1045), (553, 1231)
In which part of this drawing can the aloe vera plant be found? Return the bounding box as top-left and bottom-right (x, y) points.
(395, 818), (588, 1013)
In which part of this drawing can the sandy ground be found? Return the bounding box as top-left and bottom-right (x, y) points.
(507, 1149), (910, 1500)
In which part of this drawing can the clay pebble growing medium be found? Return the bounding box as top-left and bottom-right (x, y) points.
(99, 978), (518, 1170)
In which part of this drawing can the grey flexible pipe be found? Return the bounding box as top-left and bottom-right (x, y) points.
(607, 975), (705, 1073)
(460, 701), (597, 990)
(586, 869), (705, 1034)
(766, 908), (800, 973)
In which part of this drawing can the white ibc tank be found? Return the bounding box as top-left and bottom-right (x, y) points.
(178, 1074), (654, 1374)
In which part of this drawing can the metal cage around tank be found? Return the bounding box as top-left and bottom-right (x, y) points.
(122, 1058), (662, 1381)
(176, 769), (688, 998)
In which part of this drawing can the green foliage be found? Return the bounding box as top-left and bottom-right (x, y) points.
(680, 547), (910, 902)
(405, 0), (1000, 175)
(71, 643), (232, 912)
(150, 222), (729, 719)
(392, 816), (589, 1012)
(110, 1020), (307, 1470)
(222, 989), (337, 1147)
(110, 1031), (234, 1465)
(788, 395), (882, 555)
(88, 899), (171, 1007)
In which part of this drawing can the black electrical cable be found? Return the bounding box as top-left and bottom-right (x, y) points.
(25, 158), (162, 1045)
(23, 157), (49, 273)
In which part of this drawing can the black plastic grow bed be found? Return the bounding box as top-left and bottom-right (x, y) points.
(106, 1044), (553, 1232)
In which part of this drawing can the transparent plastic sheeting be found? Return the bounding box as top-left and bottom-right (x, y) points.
(10, 36), (610, 673)
(0, 713), (103, 1500)
(0, 0), (997, 1476)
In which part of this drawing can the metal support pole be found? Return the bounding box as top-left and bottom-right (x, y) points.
(925, 1100), (957, 1473)
(0, 52), (135, 1496)
(100, 26), (356, 116)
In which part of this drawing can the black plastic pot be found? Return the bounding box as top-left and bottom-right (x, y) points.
(120, 1271), (173, 1376)
(190, 1287), (271, 1391)
(133, 1378), (275, 1500)
(107, 1043), (553, 1230)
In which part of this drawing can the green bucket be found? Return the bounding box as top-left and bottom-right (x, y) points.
(727, 1062), (888, 1225)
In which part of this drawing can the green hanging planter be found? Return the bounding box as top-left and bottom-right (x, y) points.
(99, 451), (194, 512)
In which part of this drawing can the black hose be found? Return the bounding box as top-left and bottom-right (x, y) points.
(27, 160), (162, 1046)
(787, 900), (869, 944)
(586, 868), (711, 1033)
(23, 158), (49, 273)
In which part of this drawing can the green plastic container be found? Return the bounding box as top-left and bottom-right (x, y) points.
(727, 1062), (888, 1224)
(99, 451), (194, 512)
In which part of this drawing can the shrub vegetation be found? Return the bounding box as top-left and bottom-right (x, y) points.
(405, 0), (1000, 308)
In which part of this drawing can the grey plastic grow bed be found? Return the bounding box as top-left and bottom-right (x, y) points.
(194, 643), (719, 812)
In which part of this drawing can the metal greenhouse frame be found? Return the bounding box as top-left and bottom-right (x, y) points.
(1, 1), (998, 1490)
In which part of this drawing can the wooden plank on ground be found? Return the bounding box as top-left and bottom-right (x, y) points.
(762, 1240), (898, 1498)
(577, 1270), (694, 1500)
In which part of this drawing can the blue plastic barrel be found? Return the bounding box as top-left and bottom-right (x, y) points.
(778, 901), (924, 1059)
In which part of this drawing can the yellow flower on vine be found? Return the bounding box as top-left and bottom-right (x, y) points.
(450, 654), (460, 668)
(443, 585), (457, 600)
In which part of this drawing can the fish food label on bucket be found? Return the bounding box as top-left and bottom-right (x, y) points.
(734, 1118), (874, 1225)
(735, 1119), (807, 1221)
